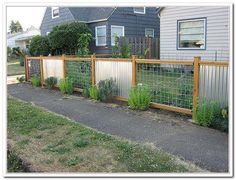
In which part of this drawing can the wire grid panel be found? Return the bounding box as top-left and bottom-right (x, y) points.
(28, 59), (41, 78)
(137, 63), (194, 109)
(66, 60), (92, 89)
(95, 61), (132, 98)
(43, 59), (64, 83)
(199, 65), (229, 107)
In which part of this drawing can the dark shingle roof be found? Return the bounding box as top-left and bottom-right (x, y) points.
(68, 7), (115, 22)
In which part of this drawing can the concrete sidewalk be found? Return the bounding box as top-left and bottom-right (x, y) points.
(8, 83), (229, 172)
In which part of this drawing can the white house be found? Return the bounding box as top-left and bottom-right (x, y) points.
(158, 6), (230, 61)
(7, 26), (41, 49)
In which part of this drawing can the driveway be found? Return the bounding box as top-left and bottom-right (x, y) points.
(7, 83), (229, 172)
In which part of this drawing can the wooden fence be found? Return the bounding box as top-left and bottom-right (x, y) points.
(25, 55), (229, 116)
(119, 37), (160, 59)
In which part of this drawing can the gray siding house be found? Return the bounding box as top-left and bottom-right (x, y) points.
(158, 6), (230, 61)
(40, 7), (160, 54)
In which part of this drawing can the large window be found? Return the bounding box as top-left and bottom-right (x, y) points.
(177, 18), (206, 50)
(111, 25), (124, 46)
(95, 26), (106, 46)
(133, 7), (146, 14)
(51, 7), (59, 19)
(145, 28), (154, 38)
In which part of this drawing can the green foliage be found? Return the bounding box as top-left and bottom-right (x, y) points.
(73, 139), (89, 148)
(128, 84), (152, 110)
(9, 20), (23, 33)
(29, 35), (50, 56)
(59, 78), (74, 94)
(77, 33), (92, 56)
(16, 76), (25, 83)
(7, 150), (26, 172)
(12, 47), (27, 66)
(45, 77), (57, 89)
(194, 99), (228, 132)
(89, 85), (99, 100)
(31, 75), (41, 87)
(82, 88), (90, 98)
(112, 36), (131, 58)
(48, 22), (91, 55)
(97, 78), (118, 102)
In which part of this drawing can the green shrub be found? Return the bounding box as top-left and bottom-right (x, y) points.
(45, 77), (57, 89)
(16, 76), (25, 83)
(89, 86), (99, 100)
(194, 99), (229, 132)
(29, 35), (50, 56)
(97, 78), (117, 102)
(59, 78), (74, 94)
(82, 88), (90, 98)
(48, 22), (91, 55)
(31, 75), (41, 87)
(128, 84), (152, 110)
(77, 33), (92, 56)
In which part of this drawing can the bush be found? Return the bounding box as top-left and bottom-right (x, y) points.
(97, 78), (117, 102)
(128, 84), (152, 110)
(16, 76), (25, 83)
(31, 75), (41, 87)
(89, 86), (99, 100)
(29, 35), (50, 56)
(48, 22), (91, 55)
(12, 47), (27, 66)
(45, 77), (57, 89)
(82, 88), (90, 98)
(59, 78), (74, 94)
(194, 99), (228, 132)
(77, 33), (92, 56)
(112, 36), (131, 58)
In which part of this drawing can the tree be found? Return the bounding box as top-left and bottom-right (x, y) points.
(29, 35), (51, 56)
(48, 22), (91, 55)
(9, 20), (23, 33)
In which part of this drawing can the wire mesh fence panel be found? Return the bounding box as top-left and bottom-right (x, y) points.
(65, 60), (92, 89)
(28, 59), (41, 78)
(137, 63), (194, 109)
(199, 65), (229, 108)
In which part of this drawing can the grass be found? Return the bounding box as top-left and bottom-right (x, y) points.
(7, 96), (203, 172)
(7, 60), (25, 76)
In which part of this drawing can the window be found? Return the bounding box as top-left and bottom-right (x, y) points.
(111, 25), (125, 46)
(46, 32), (50, 35)
(177, 18), (206, 50)
(133, 7), (146, 14)
(145, 28), (154, 38)
(51, 7), (59, 18)
(95, 26), (106, 46)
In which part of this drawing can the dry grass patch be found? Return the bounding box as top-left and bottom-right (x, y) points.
(7, 96), (204, 173)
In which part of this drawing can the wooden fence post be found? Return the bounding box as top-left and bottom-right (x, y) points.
(62, 54), (66, 78)
(193, 56), (201, 118)
(24, 55), (28, 81)
(132, 55), (137, 87)
(40, 55), (44, 87)
(91, 54), (96, 86)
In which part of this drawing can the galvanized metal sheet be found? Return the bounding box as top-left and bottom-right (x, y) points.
(43, 59), (64, 83)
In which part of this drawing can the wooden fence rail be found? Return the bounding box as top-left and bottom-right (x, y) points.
(25, 55), (229, 116)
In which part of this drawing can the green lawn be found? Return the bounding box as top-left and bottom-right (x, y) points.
(7, 96), (203, 172)
(7, 59), (25, 76)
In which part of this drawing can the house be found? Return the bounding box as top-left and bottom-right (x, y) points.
(158, 6), (230, 61)
(7, 26), (40, 50)
(40, 7), (160, 54)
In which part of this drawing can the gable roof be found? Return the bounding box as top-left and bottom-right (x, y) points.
(68, 7), (116, 23)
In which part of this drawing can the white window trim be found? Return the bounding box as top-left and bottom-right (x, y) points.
(111, 25), (125, 46)
(46, 32), (50, 35)
(95, 25), (106, 46)
(51, 7), (59, 19)
(133, 7), (146, 14)
(145, 28), (154, 38)
(177, 18), (206, 50)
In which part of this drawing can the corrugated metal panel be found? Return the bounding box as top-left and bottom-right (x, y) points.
(199, 65), (229, 107)
(43, 59), (64, 83)
(95, 61), (132, 98)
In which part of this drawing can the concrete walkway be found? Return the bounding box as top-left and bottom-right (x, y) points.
(8, 83), (228, 172)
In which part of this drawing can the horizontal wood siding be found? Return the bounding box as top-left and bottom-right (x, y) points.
(160, 6), (230, 61)
(40, 7), (75, 36)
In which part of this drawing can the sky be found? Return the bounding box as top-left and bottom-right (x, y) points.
(7, 7), (46, 32)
